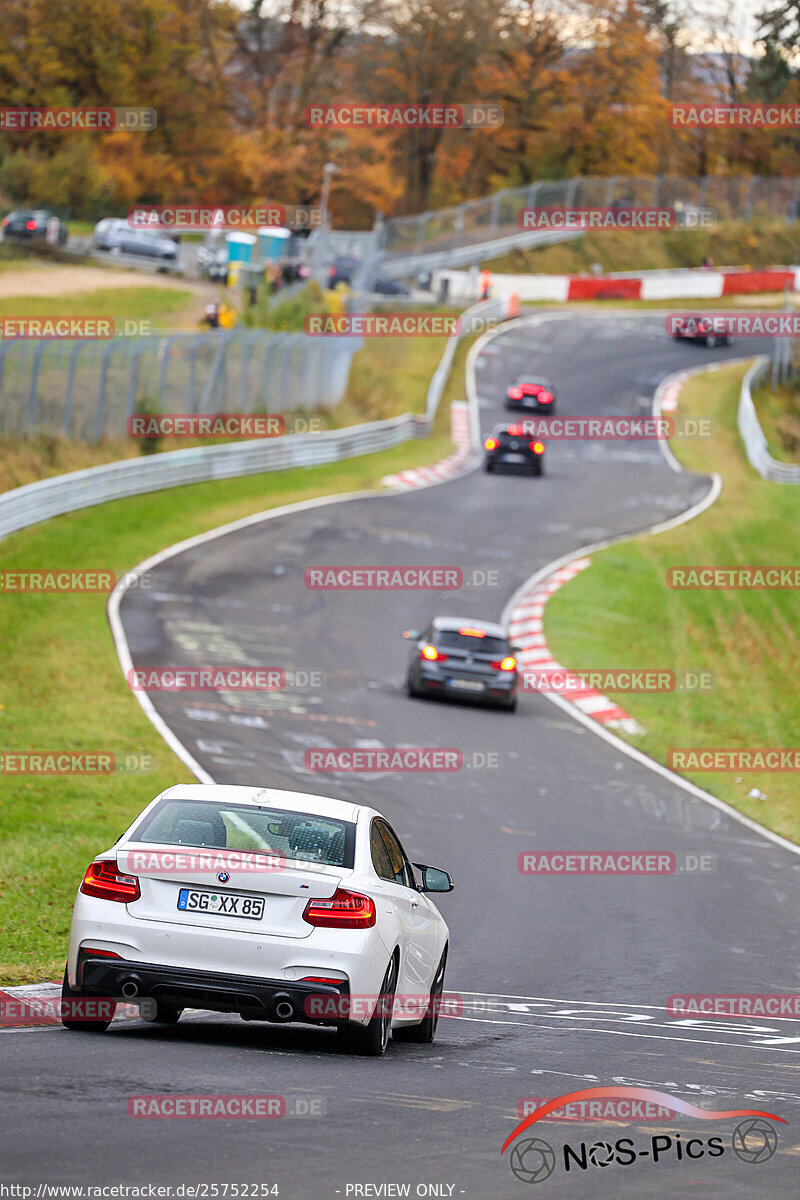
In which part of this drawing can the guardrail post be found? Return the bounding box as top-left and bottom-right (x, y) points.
(199, 332), (230, 414)
(566, 177), (579, 206)
(95, 341), (117, 441)
(126, 340), (144, 421)
(63, 341), (87, 436)
(604, 176), (619, 205)
(26, 341), (47, 432)
(239, 334), (255, 411)
(744, 176), (759, 221)
(489, 193), (501, 237)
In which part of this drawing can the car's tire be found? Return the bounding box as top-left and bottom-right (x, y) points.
(60, 969), (115, 1032)
(393, 947), (447, 1045)
(406, 675), (421, 698)
(502, 694), (518, 712)
(532, 463), (543, 477)
(141, 1001), (183, 1024)
(338, 955), (397, 1057)
(109, 245), (121, 257)
(484, 460), (494, 473)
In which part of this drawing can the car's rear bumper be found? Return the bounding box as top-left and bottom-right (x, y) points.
(417, 663), (516, 700)
(77, 951), (348, 1025)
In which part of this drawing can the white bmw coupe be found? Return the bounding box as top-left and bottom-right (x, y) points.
(63, 783), (453, 1056)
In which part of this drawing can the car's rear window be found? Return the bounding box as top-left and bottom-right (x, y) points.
(130, 800), (355, 868)
(434, 630), (509, 655)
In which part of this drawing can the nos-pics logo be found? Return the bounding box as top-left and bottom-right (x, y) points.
(502, 1087), (782, 1184)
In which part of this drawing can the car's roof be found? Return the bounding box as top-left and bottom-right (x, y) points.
(152, 783), (360, 824)
(431, 616), (508, 638)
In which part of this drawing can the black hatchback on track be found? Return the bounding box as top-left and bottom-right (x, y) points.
(403, 617), (520, 711)
(483, 423), (545, 475)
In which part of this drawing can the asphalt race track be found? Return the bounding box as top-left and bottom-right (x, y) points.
(5, 312), (799, 1198)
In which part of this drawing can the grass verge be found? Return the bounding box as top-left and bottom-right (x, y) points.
(543, 361), (800, 846)
(751, 377), (800, 464)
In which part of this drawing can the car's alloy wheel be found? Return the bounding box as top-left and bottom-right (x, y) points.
(60, 968), (115, 1033)
(338, 955), (397, 1057)
(393, 947), (447, 1044)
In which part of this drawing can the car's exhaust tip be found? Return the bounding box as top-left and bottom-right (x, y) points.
(272, 993), (295, 1022)
(120, 976), (142, 999)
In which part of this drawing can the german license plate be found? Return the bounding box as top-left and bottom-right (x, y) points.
(503, 453), (526, 463)
(449, 679), (485, 691)
(177, 888), (264, 920)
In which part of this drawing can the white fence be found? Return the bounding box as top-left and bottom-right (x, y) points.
(0, 298), (509, 541)
(738, 358), (800, 484)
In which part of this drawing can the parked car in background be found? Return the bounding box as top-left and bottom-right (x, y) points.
(1, 208), (67, 245)
(94, 221), (178, 269)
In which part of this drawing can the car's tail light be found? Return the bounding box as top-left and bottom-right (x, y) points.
(303, 889), (376, 928)
(508, 387), (523, 400)
(530, 441), (545, 454)
(458, 626), (486, 637)
(538, 391), (553, 404)
(421, 644), (447, 662)
(80, 859), (140, 903)
(25, 219), (37, 231)
(484, 437), (498, 451)
(491, 656), (517, 671)
(1, 216), (9, 227)
(328, 266), (336, 277)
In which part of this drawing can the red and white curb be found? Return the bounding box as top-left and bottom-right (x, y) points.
(381, 401), (475, 490)
(508, 558), (646, 736)
(0, 981), (61, 1027)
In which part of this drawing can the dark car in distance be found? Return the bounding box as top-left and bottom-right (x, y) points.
(484, 423), (545, 475)
(505, 376), (557, 413)
(404, 618), (520, 711)
(1, 209), (67, 245)
(671, 314), (731, 347)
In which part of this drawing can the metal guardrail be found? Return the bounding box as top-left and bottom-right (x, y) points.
(738, 358), (800, 483)
(0, 298), (509, 541)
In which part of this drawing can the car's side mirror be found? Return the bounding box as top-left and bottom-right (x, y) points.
(414, 863), (454, 893)
(402, 629), (421, 640)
